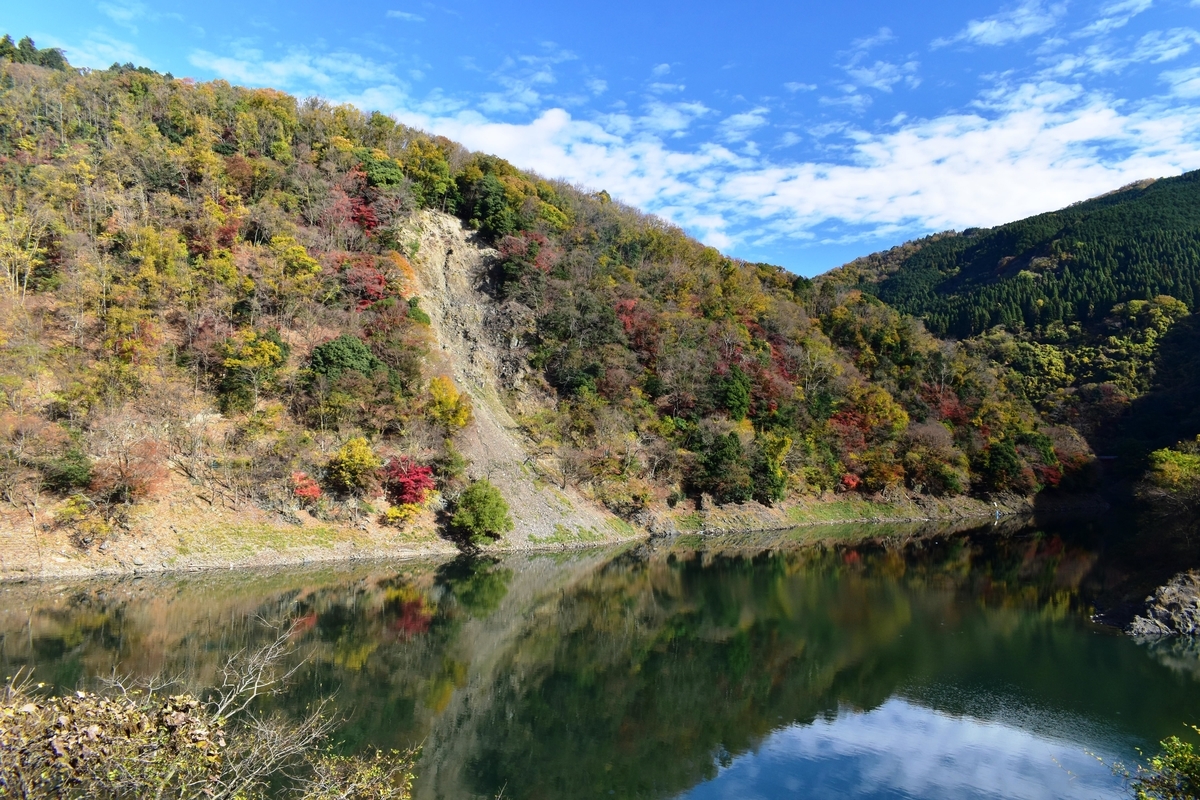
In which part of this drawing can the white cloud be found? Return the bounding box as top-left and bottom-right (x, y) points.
(1163, 66), (1200, 98)
(718, 107), (769, 141)
(785, 82), (817, 92)
(48, 30), (150, 69)
(190, 45), (398, 91)
(386, 10), (425, 21)
(695, 699), (1123, 800)
(379, 76), (1200, 253)
(1076, 0), (1153, 36)
(846, 59), (920, 92)
(640, 100), (711, 133)
(851, 27), (896, 52)
(838, 27), (919, 94)
(935, 1), (1066, 47)
(819, 92), (873, 112)
(181, 14), (1200, 263)
(651, 63), (671, 77)
(98, 0), (147, 32)
(1041, 27), (1200, 77)
(1132, 28), (1200, 63)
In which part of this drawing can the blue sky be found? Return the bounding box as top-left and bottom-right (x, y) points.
(7, 1), (1200, 275)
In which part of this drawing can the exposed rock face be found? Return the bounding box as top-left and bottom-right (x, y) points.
(403, 211), (628, 545)
(1128, 571), (1200, 637)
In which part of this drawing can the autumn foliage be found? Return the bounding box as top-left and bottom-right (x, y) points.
(0, 43), (1116, 543)
(381, 456), (436, 506)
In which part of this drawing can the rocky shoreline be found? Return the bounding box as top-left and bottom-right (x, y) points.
(1128, 570), (1200, 637)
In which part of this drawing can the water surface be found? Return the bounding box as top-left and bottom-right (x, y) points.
(1, 519), (1197, 799)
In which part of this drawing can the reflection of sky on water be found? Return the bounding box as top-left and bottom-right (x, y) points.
(680, 698), (1126, 800)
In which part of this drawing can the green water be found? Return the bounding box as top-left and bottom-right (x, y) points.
(1, 520), (1198, 799)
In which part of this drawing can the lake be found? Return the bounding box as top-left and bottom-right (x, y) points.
(1, 517), (1198, 800)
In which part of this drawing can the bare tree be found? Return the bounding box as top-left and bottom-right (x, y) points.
(0, 624), (417, 800)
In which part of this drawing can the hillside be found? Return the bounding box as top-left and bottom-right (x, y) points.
(824, 173), (1200, 498)
(830, 173), (1200, 338)
(0, 46), (1107, 570)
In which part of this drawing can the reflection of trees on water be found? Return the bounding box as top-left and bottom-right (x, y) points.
(0, 524), (1198, 800)
(446, 538), (1109, 800)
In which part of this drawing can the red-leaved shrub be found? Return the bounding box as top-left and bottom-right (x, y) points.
(380, 456), (435, 505)
(291, 471), (321, 504)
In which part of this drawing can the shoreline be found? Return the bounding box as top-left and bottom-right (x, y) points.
(0, 491), (1109, 583)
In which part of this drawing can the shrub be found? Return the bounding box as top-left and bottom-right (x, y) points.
(382, 504), (417, 526)
(41, 447), (92, 493)
(718, 367), (752, 422)
(326, 437), (381, 494)
(219, 329), (289, 411)
(270, 234), (321, 276)
(310, 335), (384, 382)
(433, 442), (469, 493)
(291, 471), (321, 505)
(1140, 437), (1200, 511)
(751, 433), (791, 505)
(380, 456), (435, 506)
(691, 431), (752, 504)
(406, 297), (431, 325)
(90, 439), (169, 504)
(1123, 725), (1200, 800)
(448, 479), (513, 544)
(0, 635), (416, 800)
(343, 262), (388, 310)
(427, 376), (472, 431)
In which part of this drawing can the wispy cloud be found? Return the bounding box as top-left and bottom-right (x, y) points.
(98, 0), (148, 33)
(934, 0), (1066, 47)
(822, 26), (920, 110)
(1133, 28), (1200, 63)
(819, 92), (873, 113)
(190, 44), (399, 90)
(851, 28), (896, 51)
(47, 29), (150, 69)
(846, 59), (920, 92)
(179, 3), (1200, 265)
(641, 100), (711, 133)
(380, 76), (1200, 252)
(718, 108), (769, 141)
(386, 10), (425, 22)
(1076, 0), (1153, 37)
(1038, 26), (1200, 77)
(1163, 66), (1200, 98)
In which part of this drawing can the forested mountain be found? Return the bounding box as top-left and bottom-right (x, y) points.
(834, 173), (1200, 338)
(824, 171), (1200, 506)
(0, 43), (1107, 545)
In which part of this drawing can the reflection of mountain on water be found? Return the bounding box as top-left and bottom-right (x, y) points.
(1, 520), (1199, 800)
(420, 533), (1195, 800)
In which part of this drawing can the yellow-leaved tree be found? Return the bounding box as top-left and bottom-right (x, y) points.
(428, 376), (472, 431)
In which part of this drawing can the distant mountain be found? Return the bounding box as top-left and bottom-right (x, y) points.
(823, 174), (1200, 499)
(827, 172), (1200, 338)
